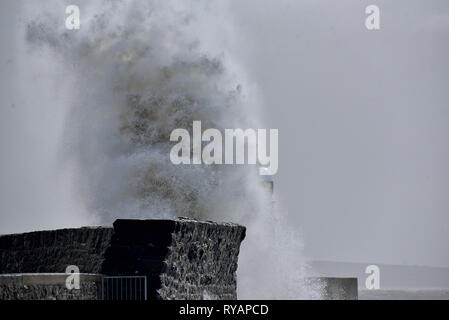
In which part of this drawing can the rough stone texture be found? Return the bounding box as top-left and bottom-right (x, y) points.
(0, 274), (101, 300)
(0, 227), (114, 274)
(0, 218), (246, 300)
(103, 218), (246, 300)
(161, 218), (245, 300)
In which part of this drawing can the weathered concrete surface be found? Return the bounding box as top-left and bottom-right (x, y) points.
(0, 218), (246, 300)
(0, 274), (101, 300)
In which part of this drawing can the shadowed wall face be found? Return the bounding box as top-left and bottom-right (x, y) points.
(103, 218), (246, 300)
(0, 274), (102, 300)
(0, 218), (246, 300)
(0, 227), (114, 274)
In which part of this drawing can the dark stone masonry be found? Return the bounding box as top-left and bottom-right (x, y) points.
(0, 227), (114, 274)
(0, 274), (101, 300)
(0, 218), (246, 300)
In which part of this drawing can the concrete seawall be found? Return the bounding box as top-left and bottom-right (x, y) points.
(0, 218), (246, 300)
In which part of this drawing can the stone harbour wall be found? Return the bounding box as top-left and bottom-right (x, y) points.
(0, 227), (114, 274)
(102, 218), (246, 300)
(0, 274), (101, 300)
(160, 218), (245, 300)
(0, 218), (246, 300)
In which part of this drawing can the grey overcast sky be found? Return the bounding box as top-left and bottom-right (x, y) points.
(1, 0), (449, 268)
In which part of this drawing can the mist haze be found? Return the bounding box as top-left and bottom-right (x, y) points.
(0, 0), (448, 288)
